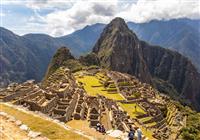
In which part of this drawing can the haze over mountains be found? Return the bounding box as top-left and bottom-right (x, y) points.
(0, 18), (199, 89)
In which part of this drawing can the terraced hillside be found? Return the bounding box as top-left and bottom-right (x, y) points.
(0, 66), (197, 139)
(74, 69), (187, 139)
(0, 63), (198, 140)
(75, 70), (124, 100)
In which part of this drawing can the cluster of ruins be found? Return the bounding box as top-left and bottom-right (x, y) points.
(0, 67), (185, 140)
(105, 70), (185, 139)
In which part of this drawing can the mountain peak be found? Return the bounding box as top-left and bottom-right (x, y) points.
(106, 17), (130, 33)
(93, 17), (137, 54)
(92, 18), (152, 83)
(109, 17), (126, 26)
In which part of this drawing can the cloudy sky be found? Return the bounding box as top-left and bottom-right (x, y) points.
(1, 0), (199, 36)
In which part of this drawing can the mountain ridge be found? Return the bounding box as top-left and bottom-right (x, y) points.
(92, 17), (200, 111)
(0, 18), (199, 88)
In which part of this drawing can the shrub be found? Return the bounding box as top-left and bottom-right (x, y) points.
(134, 92), (141, 98)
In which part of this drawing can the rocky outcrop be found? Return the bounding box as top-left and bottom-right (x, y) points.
(93, 17), (200, 111)
(44, 47), (75, 79)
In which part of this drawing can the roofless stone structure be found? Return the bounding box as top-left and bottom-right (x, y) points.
(0, 67), (185, 139)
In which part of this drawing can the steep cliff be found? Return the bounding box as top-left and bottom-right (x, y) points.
(93, 18), (152, 83)
(93, 17), (200, 110)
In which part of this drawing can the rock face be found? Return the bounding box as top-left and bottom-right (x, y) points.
(93, 18), (152, 83)
(93, 17), (200, 111)
(140, 41), (200, 109)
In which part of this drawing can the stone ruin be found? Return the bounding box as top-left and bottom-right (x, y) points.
(0, 68), (133, 132)
(105, 70), (185, 139)
(0, 80), (133, 132)
(0, 68), (185, 140)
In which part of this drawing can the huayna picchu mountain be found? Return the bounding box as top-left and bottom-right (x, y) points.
(92, 17), (200, 111)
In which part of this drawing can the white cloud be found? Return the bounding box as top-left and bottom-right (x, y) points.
(44, 0), (200, 36)
(117, 0), (200, 23)
(2, 0), (74, 10)
(44, 0), (118, 36)
(25, 0), (74, 11)
(2, 0), (200, 36)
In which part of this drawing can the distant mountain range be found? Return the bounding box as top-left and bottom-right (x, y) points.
(0, 18), (199, 87)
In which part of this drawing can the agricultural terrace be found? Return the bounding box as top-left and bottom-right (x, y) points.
(118, 102), (146, 118)
(118, 102), (155, 139)
(75, 71), (124, 100)
(74, 70), (155, 139)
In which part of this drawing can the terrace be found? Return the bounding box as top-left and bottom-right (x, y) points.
(75, 72), (124, 100)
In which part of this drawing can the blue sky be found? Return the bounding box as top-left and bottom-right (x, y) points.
(1, 0), (199, 36)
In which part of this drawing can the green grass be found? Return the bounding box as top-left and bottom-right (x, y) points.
(138, 117), (157, 128)
(108, 84), (116, 88)
(166, 105), (176, 125)
(145, 122), (157, 127)
(76, 74), (124, 100)
(0, 103), (88, 140)
(118, 103), (146, 118)
(139, 117), (152, 123)
(75, 71), (155, 139)
(140, 127), (155, 139)
(118, 81), (131, 86)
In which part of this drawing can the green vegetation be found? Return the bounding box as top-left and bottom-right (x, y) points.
(45, 47), (75, 79)
(166, 105), (176, 125)
(153, 78), (192, 108)
(181, 112), (200, 140)
(118, 81), (131, 86)
(0, 103), (88, 140)
(133, 92), (141, 98)
(75, 71), (156, 139)
(76, 74), (124, 100)
(174, 102), (200, 140)
(139, 117), (152, 123)
(145, 122), (157, 127)
(44, 47), (85, 81)
(42, 67), (69, 88)
(63, 59), (84, 72)
(79, 53), (100, 66)
(139, 126), (155, 139)
(118, 102), (157, 139)
(118, 103), (146, 118)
